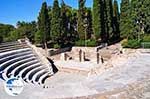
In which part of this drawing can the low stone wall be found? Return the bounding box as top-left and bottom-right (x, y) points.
(66, 47), (98, 62)
(48, 47), (71, 56)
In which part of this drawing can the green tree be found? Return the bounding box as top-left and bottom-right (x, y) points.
(120, 0), (134, 39)
(78, 0), (86, 40)
(85, 8), (93, 39)
(69, 9), (78, 45)
(93, 0), (101, 40)
(48, 6), (52, 40)
(131, 0), (150, 40)
(37, 2), (50, 48)
(0, 23), (15, 42)
(8, 30), (21, 41)
(51, 0), (61, 44)
(93, 0), (110, 43)
(60, 0), (70, 47)
(143, 0), (150, 33)
(16, 21), (37, 43)
(113, 0), (120, 39)
(104, 0), (114, 42)
(34, 30), (42, 45)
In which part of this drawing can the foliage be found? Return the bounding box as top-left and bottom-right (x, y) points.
(93, 0), (101, 40)
(0, 23), (15, 42)
(85, 8), (93, 39)
(51, 0), (61, 43)
(142, 35), (150, 42)
(1, 0), (149, 49)
(75, 39), (97, 47)
(104, 0), (113, 41)
(37, 2), (50, 47)
(121, 39), (140, 48)
(120, 0), (150, 40)
(53, 43), (61, 49)
(7, 30), (21, 41)
(77, 0), (86, 40)
(93, 0), (120, 43)
(34, 30), (42, 44)
(86, 39), (97, 47)
(16, 21), (37, 43)
(120, 0), (133, 39)
(121, 39), (128, 47)
(60, 1), (71, 47)
(112, 0), (120, 39)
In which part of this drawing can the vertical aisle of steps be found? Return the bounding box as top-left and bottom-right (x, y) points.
(0, 40), (53, 85)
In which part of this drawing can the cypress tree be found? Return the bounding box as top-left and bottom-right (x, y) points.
(37, 2), (50, 48)
(113, 0), (120, 39)
(93, 0), (101, 40)
(51, 0), (61, 44)
(78, 0), (86, 40)
(48, 6), (52, 41)
(132, 0), (150, 33)
(104, 0), (114, 42)
(93, 0), (110, 43)
(60, 0), (69, 46)
(85, 8), (93, 39)
(143, 0), (150, 33)
(70, 9), (78, 44)
(120, 0), (133, 39)
(131, 0), (148, 40)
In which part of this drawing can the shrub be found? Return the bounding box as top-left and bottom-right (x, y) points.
(121, 39), (140, 49)
(75, 39), (86, 46)
(141, 35), (150, 48)
(86, 39), (97, 47)
(121, 39), (128, 48)
(142, 35), (150, 42)
(75, 39), (97, 47)
(53, 43), (60, 49)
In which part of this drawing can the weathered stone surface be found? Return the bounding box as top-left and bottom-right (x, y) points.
(1, 49), (150, 99)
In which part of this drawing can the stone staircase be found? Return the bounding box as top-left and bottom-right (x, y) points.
(0, 41), (53, 85)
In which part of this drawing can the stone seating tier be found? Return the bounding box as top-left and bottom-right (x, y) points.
(0, 41), (52, 85)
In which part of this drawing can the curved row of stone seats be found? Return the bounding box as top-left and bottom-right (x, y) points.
(0, 41), (29, 53)
(6, 57), (37, 78)
(0, 45), (52, 85)
(28, 68), (47, 81)
(14, 62), (41, 77)
(23, 66), (45, 82)
(0, 41), (19, 47)
(0, 51), (33, 64)
(0, 41), (23, 48)
(35, 72), (50, 84)
(20, 63), (50, 84)
(1, 54), (50, 84)
(11, 60), (39, 76)
(21, 64), (42, 79)
(0, 48), (32, 69)
(0, 41), (27, 47)
(0, 54), (34, 72)
(32, 70), (48, 84)
(0, 48), (31, 59)
(0, 44), (28, 51)
(0, 46), (29, 53)
(1, 56), (36, 80)
(40, 73), (51, 84)
(29, 69), (49, 84)
(31, 72), (50, 85)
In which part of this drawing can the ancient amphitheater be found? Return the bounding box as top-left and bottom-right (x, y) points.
(0, 40), (150, 99)
(0, 40), (53, 85)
